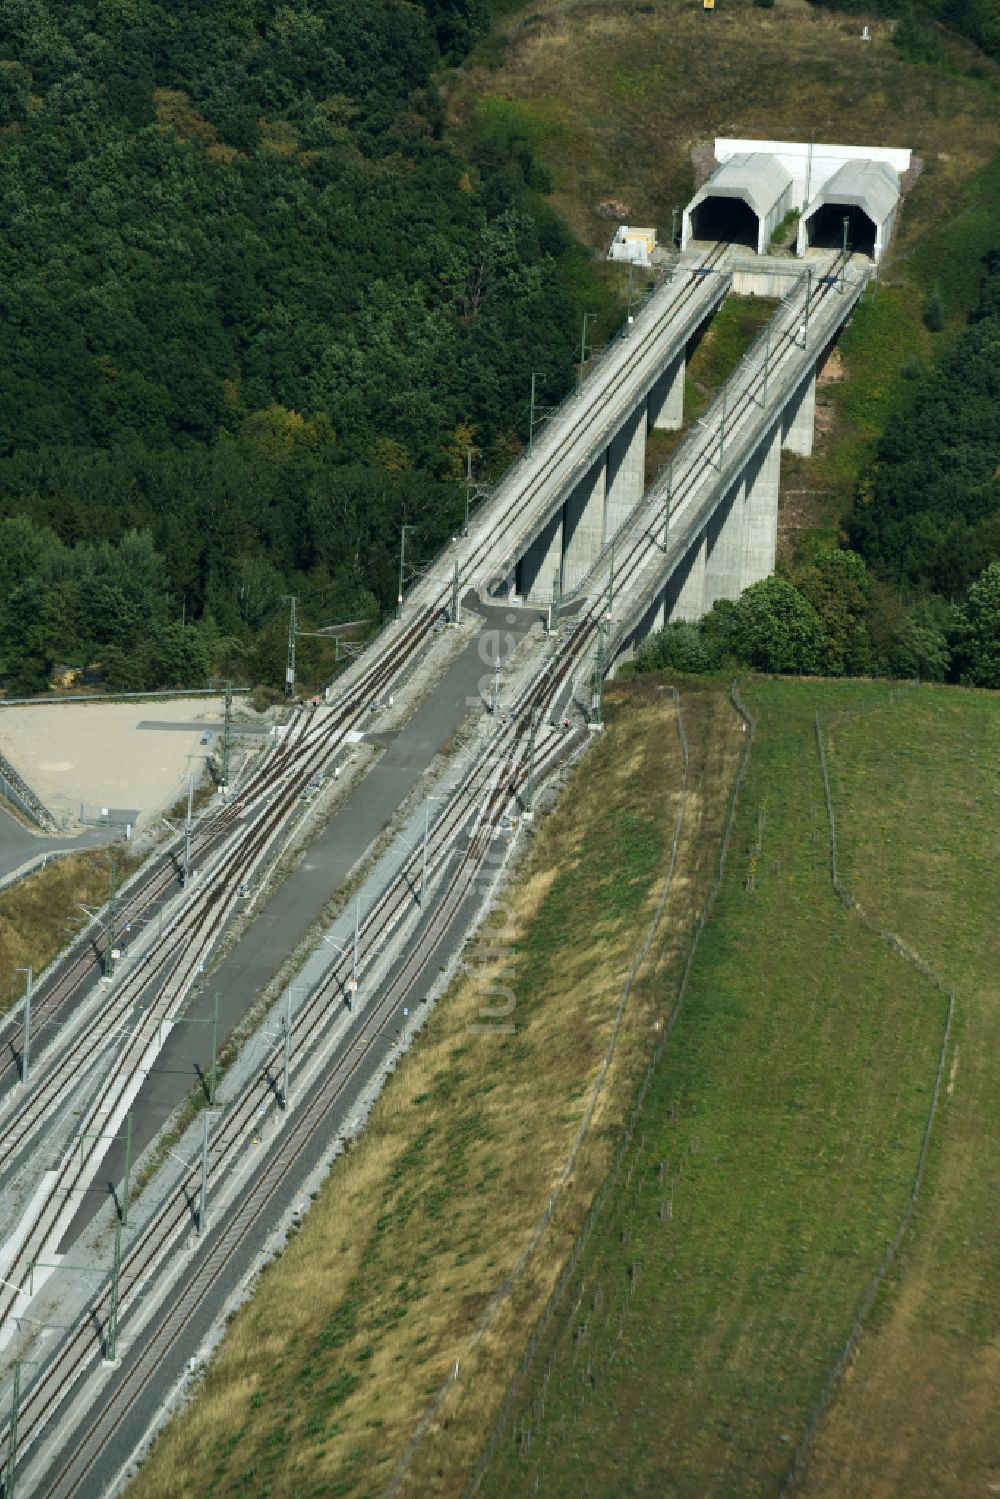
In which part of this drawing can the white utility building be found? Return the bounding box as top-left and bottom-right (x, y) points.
(608, 225), (657, 264)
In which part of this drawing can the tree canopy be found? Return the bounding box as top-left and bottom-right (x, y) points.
(0, 0), (610, 692)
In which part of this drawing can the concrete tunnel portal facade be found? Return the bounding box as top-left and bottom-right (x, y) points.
(687, 196), (759, 252)
(802, 202), (877, 258)
(683, 152), (794, 256)
(682, 140), (910, 265)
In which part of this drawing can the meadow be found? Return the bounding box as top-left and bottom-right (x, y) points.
(476, 677), (995, 1496)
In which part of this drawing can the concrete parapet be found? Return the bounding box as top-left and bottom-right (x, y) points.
(728, 258), (809, 297)
(562, 455), (607, 593)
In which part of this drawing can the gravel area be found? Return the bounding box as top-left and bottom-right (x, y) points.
(0, 698), (227, 831)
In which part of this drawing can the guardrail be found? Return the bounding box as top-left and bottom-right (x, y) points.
(0, 686), (250, 708)
(0, 749), (59, 833)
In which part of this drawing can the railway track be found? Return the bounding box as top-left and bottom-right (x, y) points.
(0, 239), (814, 1493)
(0, 241), (732, 1192)
(3, 621), (590, 1499)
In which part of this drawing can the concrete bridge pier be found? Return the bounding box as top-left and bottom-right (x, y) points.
(517, 511), (564, 603)
(781, 369), (816, 457)
(669, 533), (708, 622)
(604, 404), (648, 542)
(648, 351), (685, 432)
(562, 455), (607, 593)
(702, 476), (746, 610)
(740, 422), (782, 590)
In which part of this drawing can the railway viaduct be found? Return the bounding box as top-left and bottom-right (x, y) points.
(475, 248), (869, 665)
(471, 136), (907, 662)
(0, 141), (899, 1498)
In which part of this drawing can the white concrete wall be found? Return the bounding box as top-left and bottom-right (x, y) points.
(758, 180), (795, 254)
(729, 263), (807, 297)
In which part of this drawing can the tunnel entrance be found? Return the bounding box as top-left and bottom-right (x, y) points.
(689, 196), (759, 252)
(805, 203), (876, 259)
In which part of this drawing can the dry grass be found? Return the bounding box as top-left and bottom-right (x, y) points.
(0, 850), (118, 1012)
(453, 0), (999, 255)
(129, 681), (743, 1498)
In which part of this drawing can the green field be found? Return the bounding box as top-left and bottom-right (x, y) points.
(474, 679), (996, 1497)
(798, 685), (1000, 1496)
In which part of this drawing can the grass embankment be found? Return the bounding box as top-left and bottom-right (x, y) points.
(476, 679), (988, 1497)
(130, 681), (744, 1498)
(0, 851), (118, 1012)
(797, 686), (1000, 1497)
(454, 0), (1000, 550)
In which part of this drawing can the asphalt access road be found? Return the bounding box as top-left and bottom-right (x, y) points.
(0, 803), (112, 884)
(59, 602), (542, 1250)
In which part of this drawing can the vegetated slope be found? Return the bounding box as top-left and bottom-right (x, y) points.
(452, 0), (1000, 548)
(455, 0), (998, 268)
(0, 0), (614, 695)
(795, 685), (1000, 1497)
(474, 678), (985, 1498)
(0, 851), (115, 1010)
(129, 682), (743, 1499)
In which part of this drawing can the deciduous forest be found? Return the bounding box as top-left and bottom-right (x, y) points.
(0, 0), (997, 694)
(0, 0), (606, 693)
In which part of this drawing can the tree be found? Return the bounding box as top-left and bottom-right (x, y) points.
(636, 620), (724, 675)
(146, 622), (210, 689)
(955, 561), (1000, 688)
(731, 577), (826, 675)
(791, 548), (873, 675)
(886, 597), (959, 681)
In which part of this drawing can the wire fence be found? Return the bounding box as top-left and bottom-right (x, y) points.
(0, 686), (250, 707)
(449, 682), (756, 1496)
(779, 703), (956, 1494)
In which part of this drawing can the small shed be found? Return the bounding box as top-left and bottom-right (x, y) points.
(608, 226), (657, 265)
(797, 158), (900, 263)
(682, 153), (794, 255)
